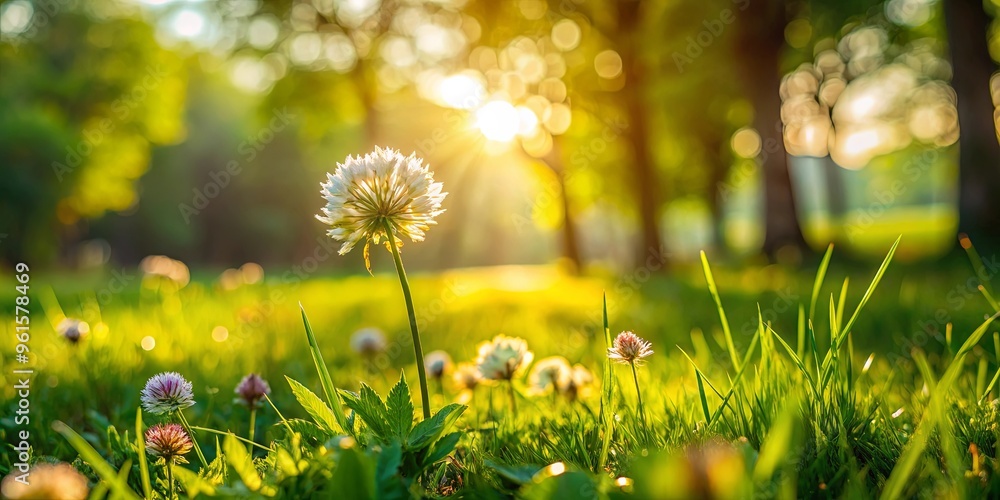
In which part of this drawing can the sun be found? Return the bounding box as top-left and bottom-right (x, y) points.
(474, 101), (520, 142)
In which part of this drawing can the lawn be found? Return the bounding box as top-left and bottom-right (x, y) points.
(2, 244), (999, 498)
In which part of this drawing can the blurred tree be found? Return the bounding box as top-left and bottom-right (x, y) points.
(614, 0), (667, 265)
(0, 6), (186, 265)
(943, 0), (1000, 245)
(734, 0), (808, 256)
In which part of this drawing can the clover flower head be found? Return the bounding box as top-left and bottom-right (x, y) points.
(145, 424), (193, 464)
(424, 350), (453, 379)
(452, 362), (483, 391)
(1, 463), (88, 500)
(316, 146), (447, 258)
(140, 372), (195, 414)
(234, 373), (271, 408)
(560, 364), (595, 401)
(350, 327), (387, 357)
(528, 356), (571, 393)
(475, 335), (533, 381)
(57, 318), (90, 344)
(607, 331), (654, 365)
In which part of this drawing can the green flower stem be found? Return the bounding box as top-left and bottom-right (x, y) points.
(249, 408), (257, 444)
(190, 425), (273, 451)
(177, 411), (209, 469)
(383, 221), (432, 420)
(167, 461), (175, 500)
(508, 381), (518, 417)
(630, 362), (647, 432)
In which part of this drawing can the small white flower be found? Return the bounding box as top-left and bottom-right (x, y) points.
(57, 318), (90, 343)
(528, 356), (571, 393)
(475, 335), (533, 381)
(0, 463), (88, 500)
(607, 331), (654, 365)
(560, 364), (595, 401)
(424, 350), (453, 379)
(317, 146), (447, 258)
(141, 372), (195, 415)
(452, 362), (483, 391)
(350, 327), (387, 357)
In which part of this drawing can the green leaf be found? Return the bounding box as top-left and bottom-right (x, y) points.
(341, 384), (392, 439)
(174, 467), (218, 497)
(385, 372), (414, 439)
(425, 431), (461, 465)
(300, 304), (350, 434)
(331, 445), (376, 500)
(224, 432), (262, 491)
(484, 459), (541, 485)
(407, 403), (466, 450)
(521, 470), (600, 500)
(376, 441), (403, 484)
(53, 421), (140, 500)
(286, 376), (343, 434)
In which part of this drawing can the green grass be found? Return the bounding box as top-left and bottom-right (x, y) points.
(1, 248), (999, 498)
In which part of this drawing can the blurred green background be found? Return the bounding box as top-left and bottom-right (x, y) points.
(1, 0), (998, 274)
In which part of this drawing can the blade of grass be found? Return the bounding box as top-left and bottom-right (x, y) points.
(979, 365), (1000, 404)
(300, 304), (349, 434)
(881, 312), (999, 500)
(695, 370), (711, 423)
(598, 293), (615, 471)
(710, 329), (760, 426)
(809, 243), (834, 327)
(700, 251), (740, 368)
(54, 421), (140, 499)
(835, 236), (900, 352)
(960, 233), (994, 297)
(136, 409), (152, 500)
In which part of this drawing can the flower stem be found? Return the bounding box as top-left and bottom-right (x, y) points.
(249, 408), (257, 444)
(383, 221), (431, 420)
(508, 381), (518, 417)
(177, 411), (209, 469)
(167, 461), (175, 500)
(629, 361), (647, 433)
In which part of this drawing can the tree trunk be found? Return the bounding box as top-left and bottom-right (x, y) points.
(944, 0), (1000, 246)
(546, 136), (583, 273)
(734, 0), (806, 256)
(617, 0), (666, 267)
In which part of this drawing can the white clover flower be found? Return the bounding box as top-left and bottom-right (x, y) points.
(452, 362), (483, 391)
(424, 350), (453, 379)
(560, 364), (595, 401)
(316, 146), (447, 261)
(57, 318), (90, 344)
(350, 327), (387, 357)
(528, 356), (571, 393)
(1, 463), (88, 500)
(475, 335), (533, 381)
(607, 331), (654, 365)
(141, 372), (195, 415)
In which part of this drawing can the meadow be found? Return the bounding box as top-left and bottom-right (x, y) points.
(2, 241), (999, 498)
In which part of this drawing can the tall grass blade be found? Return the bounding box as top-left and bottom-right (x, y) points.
(136, 408), (152, 500)
(700, 251), (740, 368)
(881, 312), (999, 499)
(959, 233), (994, 297)
(299, 304), (349, 434)
(836, 236), (900, 351)
(598, 293), (615, 471)
(54, 421), (140, 499)
(809, 244), (834, 327)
